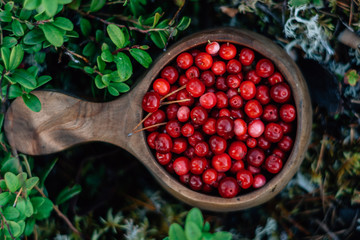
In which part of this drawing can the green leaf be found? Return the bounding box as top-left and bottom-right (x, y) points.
(20, 9), (32, 20)
(25, 177), (39, 190)
(0, 11), (13, 22)
(80, 18), (91, 36)
(7, 84), (22, 99)
(203, 221), (210, 232)
(84, 66), (94, 74)
(177, 16), (191, 31)
(40, 158), (57, 188)
(289, 0), (310, 7)
(96, 30), (104, 42)
(107, 24), (125, 49)
(30, 197), (45, 211)
(3, 207), (20, 220)
(23, 29), (46, 45)
(39, 24), (64, 47)
(185, 208), (203, 231)
(18, 220), (26, 238)
(95, 75), (106, 89)
(90, 0), (106, 12)
(213, 231), (232, 240)
(97, 56), (105, 72)
(129, 48), (152, 68)
(150, 31), (167, 49)
(17, 172), (27, 186)
(4, 221), (21, 238)
(12, 20), (24, 37)
(114, 52), (132, 82)
(42, 0), (58, 17)
(185, 222), (202, 240)
(22, 93), (41, 112)
(202, 233), (214, 240)
(56, 184), (82, 205)
(0, 192), (11, 206)
(58, 0), (72, 3)
(32, 197), (53, 220)
(24, 218), (35, 236)
(5, 2), (14, 11)
(53, 17), (74, 31)
(37, 75), (52, 87)
(152, 12), (162, 28)
(0, 113), (3, 129)
(110, 82), (130, 93)
(169, 223), (186, 240)
(24, 0), (41, 10)
(9, 45), (24, 71)
(1, 47), (10, 71)
(101, 50), (114, 62)
(2, 37), (17, 48)
(82, 42), (96, 57)
(108, 86), (119, 96)
(12, 69), (36, 89)
(5, 172), (20, 193)
(65, 30), (79, 38)
(25, 198), (34, 217)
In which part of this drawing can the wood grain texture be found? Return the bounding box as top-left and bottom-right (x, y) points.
(4, 28), (312, 212)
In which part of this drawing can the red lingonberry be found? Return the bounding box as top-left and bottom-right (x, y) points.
(211, 61), (226, 75)
(202, 168), (218, 185)
(244, 100), (263, 118)
(195, 52), (213, 70)
(227, 59), (242, 74)
(240, 81), (256, 100)
(181, 122), (194, 137)
(206, 41), (220, 56)
(155, 133), (173, 153)
(142, 92), (161, 113)
(166, 120), (182, 138)
(264, 123), (284, 142)
(156, 152), (172, 165)
(268, 72), (283, 85)
(256, 59), (274, 78)
(236, 169), (253, 189)
(201, 70), (216, 87)
(177, 106), (190, 122)
(173, 157), (190, 175)
(246, 70), (261, 84)
(199, 92), (217, 109)
(247, 119), (265, 138)
(239, 48), (255, 66)
(247, 148), (265, 167)
(172, 137), (188, 154)
(279, 104), (296, 122)
(264, 155), (283, 174)
(161, 66), (179, 84)
(246, 137), (257, 148)
(270, 83), (291, 103)
(218, 177), (239, 198)
(253, 174), (266, 188)
(219, 43), (237, 60)
(186, 78), (205, 97)
(209, 136), (227, 155)
(228, 141), (247, 160)
(262, 104), (279, 122)
(190, 157), (207, 175)
(278, 136), (293, 152)
(177, 52), (193, 69)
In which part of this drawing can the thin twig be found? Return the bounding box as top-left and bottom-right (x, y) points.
(349, 0), (354, 26)
(0, 211), (15, 239)
(61, 46), (90, 64)
(316, 134), (327, 172)
(13, 187), (23, 207)
(315, 219), (340, 240)
(160, 84), (186, 101)
(128, 122), (167, 136)
(161, 98), (190, 105)
(132, 112), (153, 132)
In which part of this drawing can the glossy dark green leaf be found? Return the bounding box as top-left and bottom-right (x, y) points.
(84, 66), (94, 74)
(23, 29), (46, 45)
(22, 93), (41, 112)
(129, 48), (152, 68)
(0, 192), (11, 206)
(24, 218), (35, 236)
(3, 207), (20, 220)
(39, 24), (64, 47)
(96, 30), (104, 42)
(32, 197), (53, 220)
(82, 42), (96, 57)
(90, 0), (106, 12)
(12, 69), (36, 89)
(185, 222), (202, 240)
(185, 208), (203, 231)
(97, 56), (105, 72)
(2, 37), (17, 48)
(43, 0), (58, 17)
(177, 16), (191, 31)
(23, 0), (41, 10)
(150, 31), (167, 49)
(25, 197), (34, 217)
(65, 30), (79, 38)
(202, 233), (214, 240)
(169, 223), (186, 240)
(19, 9), (32, 20)
(56, 184), (82, 205)
(101, 50), (114, 62)
(80, 18), (92, 36)
(36, 75), (52, 87)
(30, 197), (45, 211)
(107, 24), (125, 49)
(1, 47), (10, 70)
(213, 231), (232, 240)
(114, 52), (132, 82)
(5, 172), (20, 193)
(7, 84), (22, 99)
(203, 221), (211, 232)
(110, 82), (130, 93)
(95, 75), (107, 89)
(9, 45), (24, 71)
(53, 17), (74, 31)
(108, 86), (119, 96)
(0, 11), (12, 22)
(12, 20), (24, 36)
(4, 221), (21, 238)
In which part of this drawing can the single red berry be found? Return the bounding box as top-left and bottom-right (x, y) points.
(257, 136), (271, 150)
(218, 177), (239, 198)
(273, 148), (285, 159)
(201, 71), (216, 87)
(265, 155), (283, 174)
(155, 133), (173, 153)
(226, 88), (238, 99)
(172, 138), (188, 154)
(202, 183), (213, 193)
(153, 78), (170, 96)
(166, 120), (182, 138)
(234, 119), (247, 136)
(256, 85), (271, 105)
(229, 95), (243, 109)
(219, 109), (231, 117)
(202, 168), (218, 185)
(237, 169), (253, 189)
(270, 83), (291, 103)
(202, 118), (217, 135)
(226, 75), (241, 88)
(190, 106), (208, 125)
(228, 141), (247, 160)
(179, 173), (190, 185)
(278, 121), (293, 134)
(240, 81), (256, 100)
(215, 76), (228, 91)
(199, 92), (217, 109)
(216, 116), (234, 139)
(194, 141), (209, 157)
(209, 135), (227, 155)
(190, 49), (201, 57)
(167, 85), (178, 101)
(165, 162), (174, 174)
(256, 59), (274, 78)
(246, 137), (257, 148)
(247, 148), (265, 167)
(280, 104), (296, 122)
(184, 146), (195, 159)
(166, 104), (179, 120)
(161, 66), (179, 84)
(239, 48), (255, 66)
(215, 92), (229, 108)
(147, 132), (159, 149)
(246, 70), (261, 84)
(176, 89), (194, 106)
(186, 78), (205, 97)
(195, 52), (213, 70)
(178, 75), (189, 86)
(212, 153), (231, 172)
(278, 135), (293, 152)
(144, 109), (166, 131)
(247, 119), (265, 138)
(156, 152), (172, 165)
(264, 123), (284, 142)
(226, 59), (242, 74)
(248, 165), (261, 174)
(262, 104), (279, 122)
(177, 106), (190, 122)
(206, 41), (220, 56)
(230, 160), (245, 173)
(188, 131), (204, 147)
(253, 174), (266, 188)
(219, 43), (237, 60)
(230, 108), (245, 120)
(173, 157), (190, 175)
(212, 172), (226, 188)
(181, 123), (194, 137)
(211, 61), (226, 75)
(190, 157), (207, 175)
(244, 100), (263, 118)
(142, 92), (161, 113)
(189, 175), (203, 191)
(177, 52), (193, 69)
(268, 72), (284, 85)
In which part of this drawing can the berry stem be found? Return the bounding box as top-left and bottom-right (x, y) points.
(128, 122), (167, 136)
(131, 112), (153, 132)
(161, 99), (191, 105)
(160, 84), (187, 101)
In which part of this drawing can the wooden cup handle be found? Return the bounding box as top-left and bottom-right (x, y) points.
(4, 91), (132, 155)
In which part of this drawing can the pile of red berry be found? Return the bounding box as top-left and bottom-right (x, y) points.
(141, 41), (296, 198)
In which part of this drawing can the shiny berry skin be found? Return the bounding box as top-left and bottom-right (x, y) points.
(215, 76), (228, 91)
(230, 160), (245, 173)
(215, 92), (229, 108)
(172, 138), (188, 154)
(262, 104), (279, 122)
(173, 157), (190, 175)
(166, 120), (181, 138)
(211, 61), (226, 75)
(167, 85), (178, 101)
(190, 49), (200, 57)
(246, 70), (261, 84)
(179, 75), (189, 86)
(161, 66), (179, 84)
(253, 174), (266, 188)
(257, 136), (271, 150)
(219, 43), (237, 60)
(268, 72), (283, 85)
(195, 52), (213, 70)
(184, 146), (195, 159)
(156, 152), (172, 165)
(166, 162), (175, 174)
(177, 52), (193, 69)
(201, 71), (216, 87)
(226, 88), (238, 99)
(188, 131), (204, 147)
(185, 66), (200, 80)
(246, 137), (257, 148)
(256, 85), (271, 105)
(166, 104), (179, 120)
(273, 148), (285, 159)
(256, 59), (274, 78)
(144, 109), (166, 131)
(219, 109), (231, 117)
(265, 155), (283, 174)
(177, 106), (190, 122)
(181, 123), (194, 137)
(202, 184), (213, 193)
(153, 78), (170, 96)
(190, 106), (208, 125)
(280, 104), (296, 122)
(206, 41), (220, 56)
(179, 173), (190, 185)
(278, 136), (293, 152)
(142, 92), (161, 113)
(244, 100), (263, 118)
(194, 141), (209, 157)
(147, 132), (159, 149)
(228, 141), (247, 160)
(264, 123), (284, 142)
(199, 92), (217, 109)
(218, 177), (239, 198)
(248, 165), (261, 174)
(155, 133), (173, 153)
(247, 148), (265, 167)
(187, 78), (205, 97)
(226, 59), (242, 74)
(209, 136), (227, 155)
(212, 153), (231, 173)
(202, 168), (218, 185)
(236, 170), (253, 189)
(176, 89), (194, 106)
(229, 95), (243, 109)
(202, 118), (216, 135)
(278, 121), (293, 134)
(239, 48), (255, 66)
(247, 119), (265, 138)
(226, 75), (241, 88)
(216, 116), (234, 138)
(189, 175), (203, 191)
(234, 119), (247, 136)
(190, 157), (207, 175)
(240, 81), (256, 100)
(270, 83), (291, 103)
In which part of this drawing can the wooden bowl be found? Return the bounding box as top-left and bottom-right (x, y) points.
(5, 28), (312, 212)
